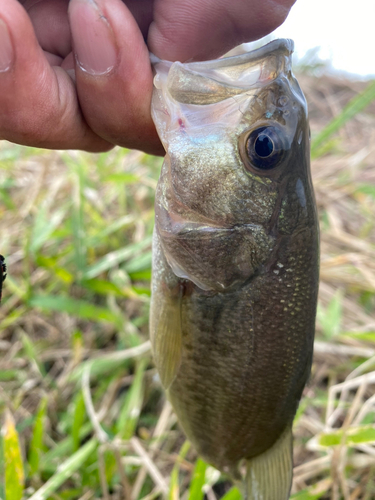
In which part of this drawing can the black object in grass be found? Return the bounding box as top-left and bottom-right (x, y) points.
(0, 254), (6, 303)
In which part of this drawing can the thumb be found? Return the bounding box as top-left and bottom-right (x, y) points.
(148, 0), (296, 62)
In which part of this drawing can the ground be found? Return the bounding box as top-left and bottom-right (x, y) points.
(1, 70), (375, 500)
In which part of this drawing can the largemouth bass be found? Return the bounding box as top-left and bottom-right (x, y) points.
(150, 39), (319, 500)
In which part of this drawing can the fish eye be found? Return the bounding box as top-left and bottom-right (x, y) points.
(242, 126), (285, 172)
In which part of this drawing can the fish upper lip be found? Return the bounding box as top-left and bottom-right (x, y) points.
(152, 38), (294, 112)
(152, 39), (294, 70)
(182, 39), (294, 71)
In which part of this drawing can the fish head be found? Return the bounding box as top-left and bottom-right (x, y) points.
(152, 40), (316, 292)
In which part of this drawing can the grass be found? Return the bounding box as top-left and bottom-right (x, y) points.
(1, 72), (375, 499)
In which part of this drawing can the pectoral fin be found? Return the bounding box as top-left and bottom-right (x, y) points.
(242, 425), (293, 500)
(152, 289), (183, 390)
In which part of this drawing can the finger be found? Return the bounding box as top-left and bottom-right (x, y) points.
(124, 0), (154, 39)
(148, 0), (296, 61)
(69, 0), (164, 156)
(22, 0), (71, 58)
(0, 0), (111, 151)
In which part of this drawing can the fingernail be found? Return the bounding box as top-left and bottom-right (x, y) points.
(0, 19), (14, 72)
(70, 0), (117, 75)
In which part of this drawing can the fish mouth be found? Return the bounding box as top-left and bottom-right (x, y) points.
(152, 39), (294, 109)
(151, 39), (297, 149)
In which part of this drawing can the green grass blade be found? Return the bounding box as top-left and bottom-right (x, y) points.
(317, 424), (375, 447)
(40, 423), (93, 472)
(311, 79), (375, 158)
(85, 214), (135, 247)
(291, 488), (326, 499)
(356, 183), (375, 199)
(83, 236), (152, 279)
(117, 359), (147, 439)
(124, 251), (152, 274)
(28, 396), (48, 478)
(316, 289), (343, 339)
(30, 207), (66, 253)
(104, 172), (140, 183)
(21, 332), (46, 377)
(67, 341), (151, 383)
(169, 465), (179, 500)
(2, 410), (25, 500)
(81, 278), (126, 297)
(168, 440), (191, 500)
(28, 438), (98, 500)
(220, 487), (242, 500)
(29, 295), (123, 325)
(71, 391), (86, 452)
(70, 163), (87, 278)
(188, 458), (208, 500)
(0, 306), (28, 331)
(36, 255), (73, 284)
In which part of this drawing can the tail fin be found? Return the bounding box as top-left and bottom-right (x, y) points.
(242, 425), (293, 500)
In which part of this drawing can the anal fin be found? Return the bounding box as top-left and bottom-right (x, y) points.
(242, 425), (293, 500)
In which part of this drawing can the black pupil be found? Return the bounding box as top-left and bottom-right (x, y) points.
(255, 134), (274, 158)
(243, 125), (284, 172)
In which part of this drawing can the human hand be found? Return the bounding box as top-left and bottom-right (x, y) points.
(0, 0), (296, 155)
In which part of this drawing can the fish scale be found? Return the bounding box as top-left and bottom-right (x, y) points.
(150, 39), (319, 499)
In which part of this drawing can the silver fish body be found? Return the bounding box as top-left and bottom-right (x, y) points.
(150, 39), (319, 499)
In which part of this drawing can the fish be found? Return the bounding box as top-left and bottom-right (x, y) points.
(150, 39), (319, 500)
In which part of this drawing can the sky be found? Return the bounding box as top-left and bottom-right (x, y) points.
(265, 0), (375, 78)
